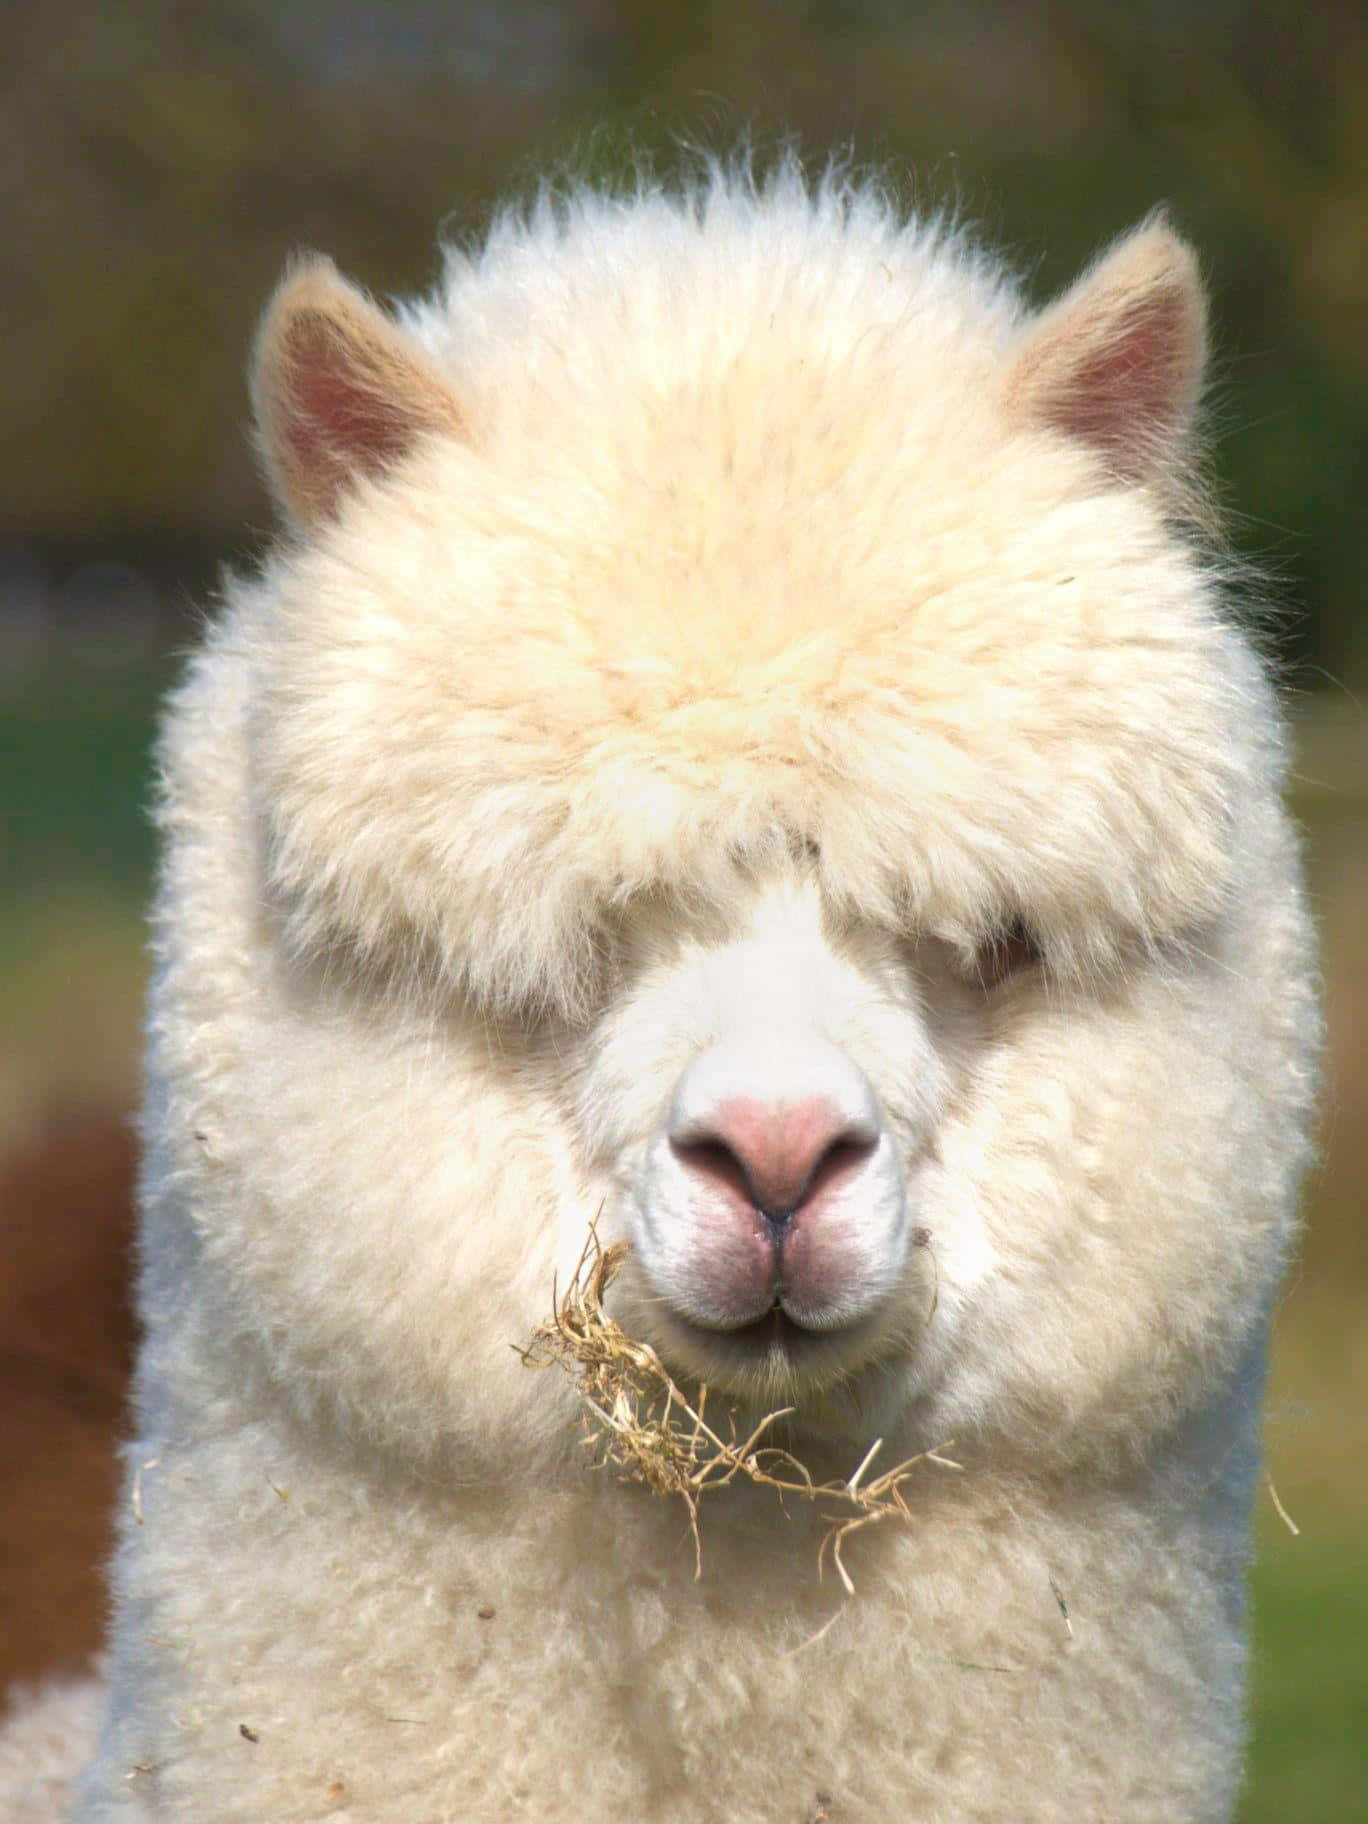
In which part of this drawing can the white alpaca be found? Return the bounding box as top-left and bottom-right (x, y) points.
(4, 164), (1317, 1821)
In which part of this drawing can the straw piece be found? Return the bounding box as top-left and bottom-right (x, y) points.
(518, 1224), (955, 1584)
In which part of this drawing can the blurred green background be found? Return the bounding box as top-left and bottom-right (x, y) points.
(1, 4), (1363, 1815)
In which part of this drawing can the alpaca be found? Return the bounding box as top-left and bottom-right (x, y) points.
(7, 164), (1318, 1821)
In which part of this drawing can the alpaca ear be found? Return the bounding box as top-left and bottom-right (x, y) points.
(1002, 216), (1206, 484)
(251, 255), (466, 530)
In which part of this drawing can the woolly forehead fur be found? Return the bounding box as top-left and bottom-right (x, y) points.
(248, 168), (1269, 1018)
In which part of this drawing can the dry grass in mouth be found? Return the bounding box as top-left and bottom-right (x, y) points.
(518, 1225), (960, 1589)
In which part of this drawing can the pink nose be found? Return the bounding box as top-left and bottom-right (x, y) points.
(670, 1096), (877, 1222)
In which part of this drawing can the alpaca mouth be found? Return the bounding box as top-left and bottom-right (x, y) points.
(610, 1211), (926, 1398)
(717, 1303), (812, 1345)
(681, 1284), (874, 1345)
(656, 1298), (889, 1395)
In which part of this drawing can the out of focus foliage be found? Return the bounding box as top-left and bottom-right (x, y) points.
(2, 0), (1365, 675)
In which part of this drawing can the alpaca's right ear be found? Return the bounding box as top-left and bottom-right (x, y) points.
(251, 256), (466, 531)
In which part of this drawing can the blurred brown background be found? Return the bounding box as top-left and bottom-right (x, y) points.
(1, 6), (1363, 1816)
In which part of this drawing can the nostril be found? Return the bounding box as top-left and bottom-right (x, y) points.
(799, 1134), (878, 1217)
(668, 1136), (755, 1210)
(670, 1098), (878, 1222)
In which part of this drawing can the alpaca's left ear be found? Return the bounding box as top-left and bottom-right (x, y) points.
(251, 254), (467, 531)
(1002, 216), (1206, 484)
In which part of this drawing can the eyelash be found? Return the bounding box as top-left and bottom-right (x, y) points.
(973, 917), (1043, 986)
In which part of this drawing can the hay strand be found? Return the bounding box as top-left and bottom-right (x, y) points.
(518, 1224), (959, 1584)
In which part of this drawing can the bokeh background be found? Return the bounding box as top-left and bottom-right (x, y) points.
(2, 4), (1363, 1814)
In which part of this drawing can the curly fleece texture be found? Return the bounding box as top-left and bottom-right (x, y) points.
(2, 163), (1318, 1822)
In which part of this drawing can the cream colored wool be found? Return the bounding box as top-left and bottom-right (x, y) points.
(5, 163), (1318, 1821)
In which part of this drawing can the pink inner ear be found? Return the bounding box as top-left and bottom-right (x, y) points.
(1039, 292), (1188, 467)
(280, 316), (417, 501)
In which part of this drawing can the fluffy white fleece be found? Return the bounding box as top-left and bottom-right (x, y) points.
(4, 163), (1318, 1822)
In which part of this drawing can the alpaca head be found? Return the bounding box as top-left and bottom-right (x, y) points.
(219, 171), (1313, 1478)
